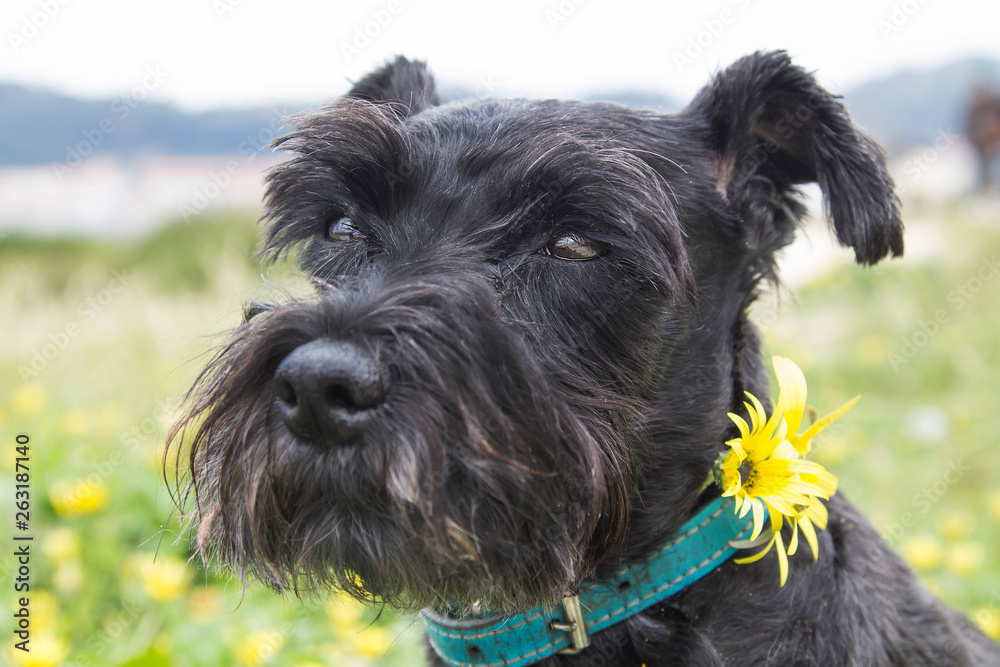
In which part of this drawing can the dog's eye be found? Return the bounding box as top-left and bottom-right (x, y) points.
(544, 234), (604, 261)
(327, 217), (363, 242)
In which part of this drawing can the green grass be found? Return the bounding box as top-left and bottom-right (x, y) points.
(1, 204), (998, 666)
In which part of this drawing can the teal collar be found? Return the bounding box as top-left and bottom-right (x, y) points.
(422, 495), (751, 667)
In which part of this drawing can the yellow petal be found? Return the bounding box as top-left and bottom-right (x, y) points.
(750, 498), (766, 541)
(793, 395), (860, 455)
(773, 357), (807, 439)
(732, 494), (745, 514)
(772, 440), (800, 461)
(754, 393), (785, 452)
(775, 531), (789, 586)
(798, 472), (839, 498)
(722, 473), (742, 496)
(767, 504), (785, 533)
(743, 396), (761, 433)
(722, 446), (745, 467)
(730, 531), (775, 550)
(729, 413), (751, 441)
(734, 532), (776, 564)
(739, 496), (753, 519)
(781, 480), (834, 500)
(804, 501), (828, 530)
(787, 519), (800, 556)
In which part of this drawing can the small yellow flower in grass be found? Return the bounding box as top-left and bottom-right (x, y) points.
(988, 490), (1000, 523)
(29, 591), (61, 634)
(715, 357), (856, 586)
(54, 561), (83, 595)
(901, 535), (943, 571)
(235, 629), (286, 666)
(945, 541), (984, 576)
(9, 633), (68, 667)
(937, 509), (976, 540)
(43, 528), (81, 562)
(10, 384), (49, 416)
(60, 408), (90, 437)
(973, 608), (1000, 640)
(188, 586), (222, 619)
(325, 590), (367, 636)
(134, 555), (193, 601)
(10, 385), (47, 416)
(49, 479), (108, 517)
(351, 626), (392, 659)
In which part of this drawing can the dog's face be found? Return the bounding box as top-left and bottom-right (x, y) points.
(171, 53), (902, 614)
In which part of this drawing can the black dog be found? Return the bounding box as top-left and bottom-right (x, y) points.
(170, 53), (1000, 665)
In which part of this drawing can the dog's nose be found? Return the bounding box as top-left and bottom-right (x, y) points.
(273, 340), (384, 445)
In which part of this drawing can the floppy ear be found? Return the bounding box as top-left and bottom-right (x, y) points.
(346, 56), (441, 116)
(685, 51), (903, 265)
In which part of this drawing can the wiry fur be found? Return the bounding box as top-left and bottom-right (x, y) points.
(168, 52), (1000, 665)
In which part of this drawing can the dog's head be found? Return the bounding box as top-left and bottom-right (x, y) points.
(169, 52), (901, 614)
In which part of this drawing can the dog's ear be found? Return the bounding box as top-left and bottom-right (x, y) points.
(346, 56), (441, 116)
(684, 51), (902, 265)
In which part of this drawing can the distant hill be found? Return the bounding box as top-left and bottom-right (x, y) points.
(2, 57), (999, 165)
(441, 84), (678, 112)
(0, 84), (300, 166)
(842, 57), (1000, 154)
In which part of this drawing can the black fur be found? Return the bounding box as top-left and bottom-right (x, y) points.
(168, 53), (1000, 665)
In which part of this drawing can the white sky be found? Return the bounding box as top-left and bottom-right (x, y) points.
(1, 0), (997, 110)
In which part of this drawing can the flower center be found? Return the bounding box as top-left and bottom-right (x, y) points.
(738, 459), (756, 489)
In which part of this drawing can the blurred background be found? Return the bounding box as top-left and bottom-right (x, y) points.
(2, 1), (999, 665)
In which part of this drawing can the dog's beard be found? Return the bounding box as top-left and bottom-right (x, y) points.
(170, 277), (643, 614)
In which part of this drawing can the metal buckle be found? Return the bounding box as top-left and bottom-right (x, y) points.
(551, 594), (590, 654)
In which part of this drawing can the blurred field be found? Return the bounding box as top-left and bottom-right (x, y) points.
(1, 202), (999, 666)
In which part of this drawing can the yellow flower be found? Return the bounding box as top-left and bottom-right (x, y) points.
(715, 356), (857, 586)
(9, 633), (68, 667)
(49, 479), (109, 517)
(987, 490), (1000, 523)
(945, 542), (984, 576)
(973, 608), (1000, 640)
(11, 385), (47, 416)
(43, 528), (81, 562)
(134, 555), (193, 601)
(901, 535), (943, 571)
(60, 408), (90, 437)
(938, 509), (976, 540)
(54, 562), (83, 595)
(234, 630), (286, 666)
(351, 626), (392, 659)
(28, 591), (61, 634)
(188, 587), (222, 619)
(326, 593), (367, 636)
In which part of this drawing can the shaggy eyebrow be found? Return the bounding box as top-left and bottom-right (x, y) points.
(479, 140), (675, 243)
(262, 102), (416, 249)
